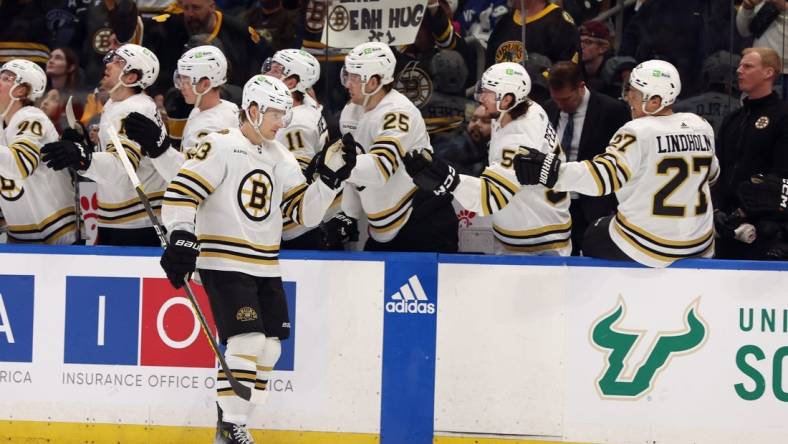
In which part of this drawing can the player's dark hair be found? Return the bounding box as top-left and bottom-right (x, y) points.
(548, 62), (584, 91)
(507, 95), (531, 121)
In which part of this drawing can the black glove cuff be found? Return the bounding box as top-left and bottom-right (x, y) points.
(145, 135), (171, 159)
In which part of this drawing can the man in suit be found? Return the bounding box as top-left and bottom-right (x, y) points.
(545, 61), (631, 255)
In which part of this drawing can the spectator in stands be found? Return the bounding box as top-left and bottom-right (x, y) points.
(46, 48), (82, 95)
(39, 88), (64, 133)
(524, 52), (553, 106)
(579, 20), (613, 93)
(393, 0), (478, 135)
(544, 61), (629, 255)
(736, 0), (788, 97)
(245, 0), (302, 53)
(485, 0), (581, 68)
(458, 0), (508, 48)
(67, 1), (117, 89)
(87, 118), (100, 150)
(0, 1), (51, 67)
(714, 47), (788, 260)
(415, 49), (476, 136)
(45, 47), (86, 123)
(599, 56), (637, 99)
(674, 51), (741, 134)
(618, 0), (708, 97)
(561, 0), (608, 25)
(431, 104), (492, 177)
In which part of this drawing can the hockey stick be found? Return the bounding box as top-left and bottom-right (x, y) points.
(107, 124), (257, 402)
(65, 96), (83, 244)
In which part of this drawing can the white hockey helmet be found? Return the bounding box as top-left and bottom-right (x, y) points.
(628, 59), (681, 114)
(1, 59), (46, 101)
(106, 43), (160, 89)
(242, 74), (293, 131)
(476, 62), (531, 112)
(175, 45), (228, 89)
(262, 49), (320, 93)
(341, 42), (396, 86)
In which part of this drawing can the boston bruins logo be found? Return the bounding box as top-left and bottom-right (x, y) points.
(327, 5), (350, 32)
(495, 40), (524, 64)
(237, 169), (273, 221)
(755, 116), (770, 129)
(92, 28), (113, 54)
(394, 66), (432, 109)
(0, 177), (24, 201)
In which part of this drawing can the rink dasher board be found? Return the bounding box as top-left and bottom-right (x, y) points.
(0, 246), (786, 444)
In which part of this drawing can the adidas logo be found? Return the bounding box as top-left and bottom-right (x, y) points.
(680, 122), (689, 129)
(385, 275), (436, 314)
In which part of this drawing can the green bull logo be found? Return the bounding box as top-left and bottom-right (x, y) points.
(591, 298), (707, 399)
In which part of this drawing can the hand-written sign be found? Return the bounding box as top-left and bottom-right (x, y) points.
(321, 0), (429, 48)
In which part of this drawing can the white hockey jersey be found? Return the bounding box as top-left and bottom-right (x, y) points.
(554, 112), (719, 267)
(275, 104), (327, 171)
(182, 100), (240, 154)
(162, 128), (340, 277)
(453, 101), (572, 255)
(83, 94), (168, 230)
(150, 99), (241, 183)
(276, 103), (329, 241)
(339, 103), (363, 136)
(343, 89), (430, 243)
(0, 107), (76, 244)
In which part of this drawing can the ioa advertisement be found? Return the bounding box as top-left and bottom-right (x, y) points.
(1, 250), (787, 444)
(0, 252), (385, 436)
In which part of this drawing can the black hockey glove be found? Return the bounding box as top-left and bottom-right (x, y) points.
(123, 112), (171, 158)
(320, 212), (359, 249)
(41, 139), (92, 171)
(62, 126), (86, 144)
(513, 146), (560, 187)
(713, 209), (745, 239)
(317, 133), (359, 189)
(160, 230), (200, 289)
(738, 174), (788, 217)
(403, 150), (459, 195)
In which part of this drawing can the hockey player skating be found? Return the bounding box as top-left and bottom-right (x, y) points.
(122, 45), (240, 183)
(0, 60), (77, 244)
(332, 42), (458, 252)
(42, 43), (168, 246)
(404, 62), (572, 255)
(261, 49), (333, 249)
(513, 60), (719, 267)
(160, 74), (355, 443)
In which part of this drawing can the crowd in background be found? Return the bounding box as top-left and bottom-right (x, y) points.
(1, 0), (787, 261)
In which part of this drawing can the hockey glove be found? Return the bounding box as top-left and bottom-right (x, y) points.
(320, 212), (359, 249)
(62, 126), (86, 144)
(41, 139), (92, 171)
(403, 150), (459, 195)
(317, 133), (359, 189)
(712, 209), (757, 244)
(513, 146), (560, 187)
(160, 230), (200, 289)
(123, 112), (171, 158)
(737, 174), (788, 217)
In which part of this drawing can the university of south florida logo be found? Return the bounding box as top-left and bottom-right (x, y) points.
(590, 298), (707, 399)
